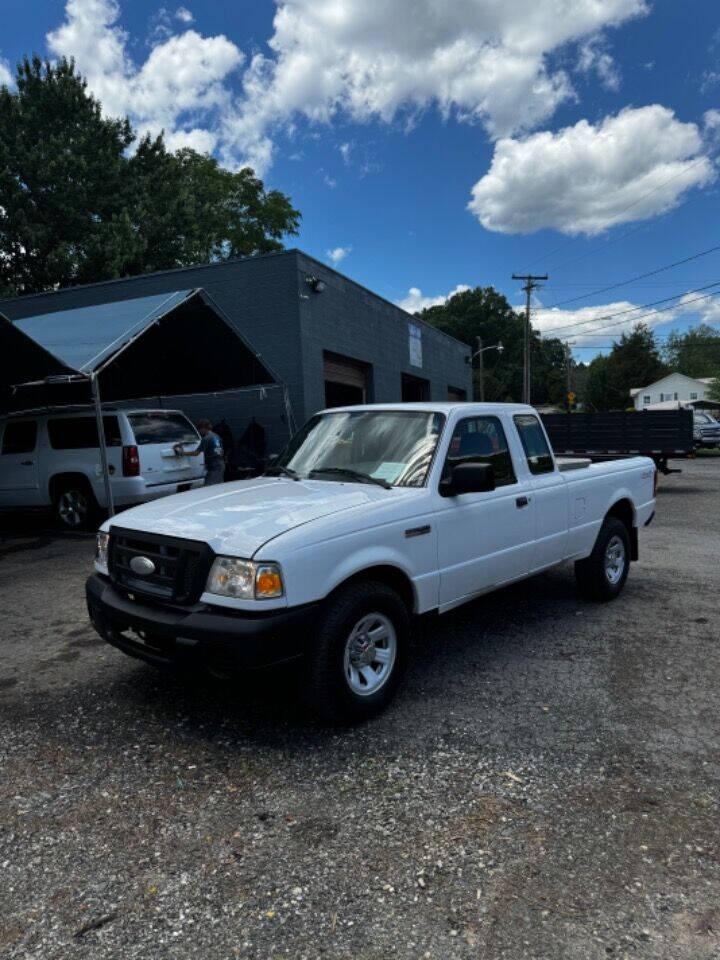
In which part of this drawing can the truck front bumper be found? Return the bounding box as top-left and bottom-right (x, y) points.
(86, 574), (317, 673)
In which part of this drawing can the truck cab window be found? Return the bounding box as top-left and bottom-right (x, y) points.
(514, 414), (554, 475)
(442, 416), (516, 486)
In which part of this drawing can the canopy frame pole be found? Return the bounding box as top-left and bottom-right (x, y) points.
(282, 384), (297, 436)
(90, 372), (115, 518)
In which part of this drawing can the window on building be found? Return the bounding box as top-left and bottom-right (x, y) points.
(689, 392), (698, 400)
(442, 416), (516, 487)
(514, 414), (554, 475)
(1, 420), (38, 455)
(47, 416), (121, 449)
(674, 392), (678, 400)
(643, 395), (651, 404)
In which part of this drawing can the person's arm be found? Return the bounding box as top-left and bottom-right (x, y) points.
(174, 442), (202, 457)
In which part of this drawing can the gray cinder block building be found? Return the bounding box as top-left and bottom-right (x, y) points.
(1, 249), (471, 451)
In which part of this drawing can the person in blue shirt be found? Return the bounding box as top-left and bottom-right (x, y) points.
(175, 418), (225, 485)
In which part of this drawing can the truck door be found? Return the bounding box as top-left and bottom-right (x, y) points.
(436, 414), (535, 607)
(0, 419), (41, 506)
(513, 413), (569, 570)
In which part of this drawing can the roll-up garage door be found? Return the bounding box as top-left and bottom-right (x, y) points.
(323, 352), (369, 407)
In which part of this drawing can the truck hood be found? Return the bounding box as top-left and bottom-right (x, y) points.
(107, 476), (398, 557)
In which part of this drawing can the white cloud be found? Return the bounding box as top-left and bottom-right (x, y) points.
(469, 105), (715, 236)
(0, 57), (12, 88)
(224, 0), (648, 172)
(397, 283), (471, 314)
(533, 287), (720, 348)
(576, 35), (620, 91)
(175, 6), (193, 23)
(323, 173), (337, 188)
(339, 142), (351, 164)
(326, 245), (351, 264)
(47, 0), (242, 159)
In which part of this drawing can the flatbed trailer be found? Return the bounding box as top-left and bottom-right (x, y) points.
(540, 409), (694, 475)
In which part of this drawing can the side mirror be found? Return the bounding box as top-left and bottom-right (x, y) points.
(440, 461), (496, 497)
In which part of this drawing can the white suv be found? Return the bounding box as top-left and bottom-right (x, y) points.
(0, 408), (206, 528)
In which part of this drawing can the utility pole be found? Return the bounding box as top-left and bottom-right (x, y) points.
(476, 336), (484, 402)
(565, 341), (573, 411)
(512, 273), (547, 404)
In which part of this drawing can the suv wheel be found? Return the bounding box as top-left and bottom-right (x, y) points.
(305, 580), (410, 723)
(54, 482), (97, 529)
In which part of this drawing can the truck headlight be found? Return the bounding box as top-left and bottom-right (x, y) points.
(95, 532), (110, 573)
(206, 558), (284, 600)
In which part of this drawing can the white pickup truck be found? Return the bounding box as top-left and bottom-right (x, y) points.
(87, 403), (656, 721)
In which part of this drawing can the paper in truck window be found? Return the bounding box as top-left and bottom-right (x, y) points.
(371, 462), (405, 483)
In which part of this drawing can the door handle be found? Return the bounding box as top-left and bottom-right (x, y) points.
(20, 460), (34, 466)
(515, 496), (530, 508)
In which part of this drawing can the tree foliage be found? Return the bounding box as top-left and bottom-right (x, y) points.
(663, 324), (720, 378)
(418, 286), (569, 405)
(0, 57), (300, 297)
(582, 323), (667, 410)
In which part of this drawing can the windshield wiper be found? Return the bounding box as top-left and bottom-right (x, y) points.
(308, 467), (392, 489)
(264, 463), (300, 480)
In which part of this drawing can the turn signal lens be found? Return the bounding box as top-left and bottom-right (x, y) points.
(255, 565), (284, 598)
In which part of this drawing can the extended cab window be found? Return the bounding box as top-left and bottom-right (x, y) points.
(514, 414), (554, 475)
(48, 416), (121, 449)
(1, 420), (37, 455)
(442, 416), (516, 486)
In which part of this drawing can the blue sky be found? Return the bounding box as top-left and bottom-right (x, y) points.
(2, 0), (720, 361)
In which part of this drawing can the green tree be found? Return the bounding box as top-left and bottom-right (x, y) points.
(583, 354), (614, 411)
(0, 56), (300, 297)
(707, 376), (720, 404)
(664, 324), (720, 378)
(581, 323), (667, 410)
(418, 286), (567, 404)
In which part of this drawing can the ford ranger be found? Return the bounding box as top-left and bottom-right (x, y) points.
(86, 403), (657, 721)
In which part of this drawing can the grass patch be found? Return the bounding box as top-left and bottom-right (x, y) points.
(695, 446), (720, 457)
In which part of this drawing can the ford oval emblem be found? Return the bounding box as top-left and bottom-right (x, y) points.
(129, 555), (155, 577)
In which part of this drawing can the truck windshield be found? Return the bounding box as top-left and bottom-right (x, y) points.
(274, 410), (445, 487)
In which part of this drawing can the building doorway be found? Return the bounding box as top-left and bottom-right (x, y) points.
(401, 372), (430, 402)
(324, 352), (370, 408)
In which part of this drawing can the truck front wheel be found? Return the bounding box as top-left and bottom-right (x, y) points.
(305, 580), (410, 723)
(574, 517), (630, 602)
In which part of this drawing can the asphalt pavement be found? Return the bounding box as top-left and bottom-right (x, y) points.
(1, 458), (719, 960)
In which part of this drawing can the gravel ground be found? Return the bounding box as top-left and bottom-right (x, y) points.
(1, 459), (719, 960)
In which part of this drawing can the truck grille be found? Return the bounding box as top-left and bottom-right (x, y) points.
(109, 528), (213, 605)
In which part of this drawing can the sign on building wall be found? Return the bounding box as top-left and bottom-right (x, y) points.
(408, 323), (422, 368)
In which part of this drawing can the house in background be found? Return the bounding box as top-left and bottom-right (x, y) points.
(630, 372), (715, 410)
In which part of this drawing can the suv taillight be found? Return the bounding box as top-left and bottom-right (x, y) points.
(123, 444), (140, 477)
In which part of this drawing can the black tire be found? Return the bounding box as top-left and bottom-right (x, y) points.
(575, 516), (631, 602)
(53, 479), (99, 530)
(304, 580), (410, 723)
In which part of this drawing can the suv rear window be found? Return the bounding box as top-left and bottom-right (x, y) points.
(1, 420), (37, 455)
(128, 413), (198, 445)
(48, 416), (121, 449)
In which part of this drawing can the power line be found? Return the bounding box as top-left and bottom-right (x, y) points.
(543, 288), (720, 343)
(543, 243), (720, 308)
(536, 281), (720, 337)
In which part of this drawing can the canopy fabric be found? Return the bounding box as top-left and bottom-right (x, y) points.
(12, 289), (196, 373)
(0, 311), (73, 387)
(1, 288), (278, 414)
